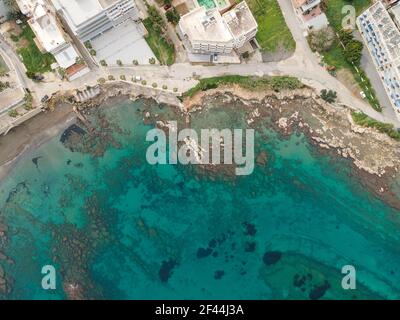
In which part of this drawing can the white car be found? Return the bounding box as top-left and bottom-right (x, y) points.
(135, 76), (141, 82)
(360, 91), (366, 99)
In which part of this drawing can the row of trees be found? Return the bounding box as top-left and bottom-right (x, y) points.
(307, 27), (363, 66)
(338, 29), (363, 66)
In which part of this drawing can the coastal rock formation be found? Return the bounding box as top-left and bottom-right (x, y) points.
(184, 84), (400, 208)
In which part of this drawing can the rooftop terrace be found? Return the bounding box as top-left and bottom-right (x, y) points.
(222, 1), (257, 38)
(180, 6), (233, 43)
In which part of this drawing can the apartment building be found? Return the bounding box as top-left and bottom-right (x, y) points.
(16, 0), (80, 69)
(222, 1), (258, 50)
(179, 7), (234, 55)
(357, 1), (400, 119)
(51, 0), (139, 42)
(178, 1), (257, 61)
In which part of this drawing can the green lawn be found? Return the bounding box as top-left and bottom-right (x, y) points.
(143, 18), (175, 66)
(351, 111), (400, 140)
(325, 0), (372, 30)
(247, 0), (295, 53)
(16, 23), (55, 74)
(322, 0), (381, 111)
(183, 75), (304, 98)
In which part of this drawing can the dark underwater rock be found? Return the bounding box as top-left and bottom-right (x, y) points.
(245, 241), (256, 252)
(197, 247), (213, 259)
(214, 270), (225, 280)
(262, 251), (282, 266)
(243, 222), (257, 236)
(309, 281), (331, 300)
(60, 124), (86, 143)
(159, 259), (178, 283)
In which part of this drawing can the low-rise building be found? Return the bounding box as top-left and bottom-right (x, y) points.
(293, 0), (328, 31)
(16, 0), (81, 70)
(222, 1), (258, 50)
(357, 1), (400, 119)
(51, 0), (139, 42)
(178, 1), (257, 62)
(179, 6), (235, 55)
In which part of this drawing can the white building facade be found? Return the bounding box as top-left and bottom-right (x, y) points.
(178, 1), (258, 58)
(357, 1), (400, 120)
(51, 0), (139, 42)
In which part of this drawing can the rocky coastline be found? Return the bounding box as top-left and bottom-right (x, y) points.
(182, 84), (400, 210)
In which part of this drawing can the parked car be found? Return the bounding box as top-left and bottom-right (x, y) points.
(33, 74), (45, 81)
(41, 95), (49, 103)
(164, 4), (172, 10)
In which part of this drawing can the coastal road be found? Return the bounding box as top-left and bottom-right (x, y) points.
(7, 0), (400, 128)
(0, 34), (29, 89)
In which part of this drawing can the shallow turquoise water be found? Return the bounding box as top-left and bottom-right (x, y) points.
(0, 98), (400, 299)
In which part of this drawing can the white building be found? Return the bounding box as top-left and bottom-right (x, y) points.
(178, 1), (257, 61)
(179, 6), (234, 55)
(357, 1), (400, 120)
(51, 0), (139, 42)
(222, 1), (258, 50)
(16, 0), (80, 69)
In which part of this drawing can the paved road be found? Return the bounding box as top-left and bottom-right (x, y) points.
(360, 38), (397, 120)
(0, 34), (28, 89)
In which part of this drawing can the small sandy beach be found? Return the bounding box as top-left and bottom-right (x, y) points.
(0, 103), (76, 182)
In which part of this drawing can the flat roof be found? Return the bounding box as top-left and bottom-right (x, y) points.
(51, 0), (103, 27)
(54, 44), (79, 68)
(98, 0), (120, 8)
(222, 1), (257, 39)
(180, 6), (233, 43)
(29, 13), (66, 52)
(306, 12), (328, 30)
(391, 2), (400, 21)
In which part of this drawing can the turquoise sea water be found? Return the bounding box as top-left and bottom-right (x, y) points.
(0, 98), (400, 299)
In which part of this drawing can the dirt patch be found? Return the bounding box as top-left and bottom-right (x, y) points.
(261, 45), (294, 63)
(336, 69), (363, 98)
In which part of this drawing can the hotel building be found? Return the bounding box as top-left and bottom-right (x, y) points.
(178, 1), (258, 61)
(51, 0), (139, 42)
(357, 1), (400, 119)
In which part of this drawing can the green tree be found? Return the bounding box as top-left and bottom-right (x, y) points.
(338, 29), (354, 47)
(320, 89), (337, 103)
(343, 40), (363, 65)
(166, 9), (180, 25)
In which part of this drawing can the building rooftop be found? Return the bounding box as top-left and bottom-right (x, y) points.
(358, 1), (400, 114)
(98, 0), (120, 9)
(180, 6), (233, 43)
(222, 1), (257, 39)
(29, 12), (66, 52)
(391, 2), (400, 22)
(51, 0), (103, 27)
